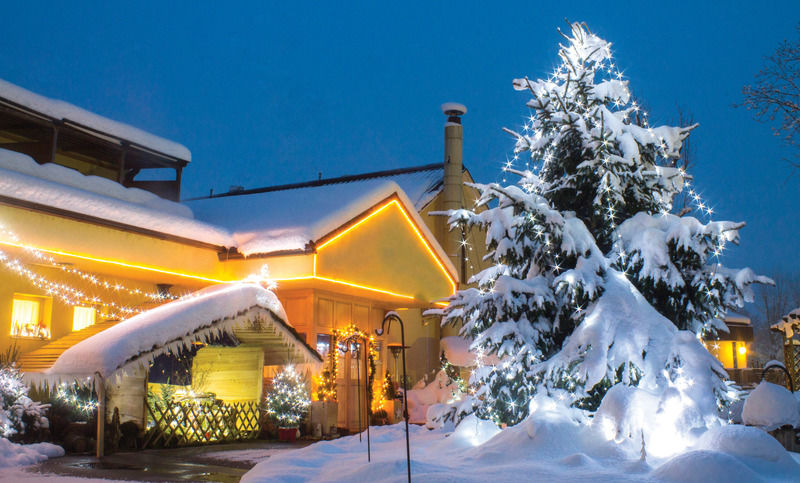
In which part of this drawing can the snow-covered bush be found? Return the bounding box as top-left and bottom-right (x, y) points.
(0, 437), (63, 469)
(430, 21), (767, 453)
(742, 381), (800, 430)
(1, 359), (49, 440)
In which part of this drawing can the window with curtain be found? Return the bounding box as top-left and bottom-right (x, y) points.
(72, 306), (96, 331)
(10, 296), (49, 339)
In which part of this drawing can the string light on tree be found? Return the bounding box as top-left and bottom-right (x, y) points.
(432, 22), (768, 432)
(264, 365), (311, 428)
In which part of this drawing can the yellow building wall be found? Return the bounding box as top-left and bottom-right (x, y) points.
(191, 345), (264, 402)
(419, 174), (486, 338)
(0, 263), (170, 355)
(315, 201), (454, 303)
(0, 204), (224, 288)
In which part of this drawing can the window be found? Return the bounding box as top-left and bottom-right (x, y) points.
(72, 306), (96, 331)
(10, 295), (50, 339)
(316, 333), (331, 358)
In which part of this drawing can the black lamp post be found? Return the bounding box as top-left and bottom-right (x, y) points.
(340, 333), (372, 462)
(376, 312), (411, 482)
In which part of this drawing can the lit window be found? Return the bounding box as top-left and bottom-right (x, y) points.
(72, 306), (96, 331)
(10, 296), (50, 339)
(316, 333), (331, 358)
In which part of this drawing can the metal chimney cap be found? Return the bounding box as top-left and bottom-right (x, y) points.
(441, 102), (467, 116)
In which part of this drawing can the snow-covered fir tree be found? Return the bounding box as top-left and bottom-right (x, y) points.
(434, 22), (769, 434)
(442, 186), (605, 425)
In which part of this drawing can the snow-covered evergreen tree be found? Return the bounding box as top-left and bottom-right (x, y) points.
(434, 22), (769, 434)
(441, 185), (605, 425)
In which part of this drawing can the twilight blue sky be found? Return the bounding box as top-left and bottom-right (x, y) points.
(0, 2), (797, 277)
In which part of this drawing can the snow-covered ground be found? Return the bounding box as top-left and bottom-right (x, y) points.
(202, 448), (284, 465)
(243, 412), (800, 483)
(0, 439), (62, 470)
(0, 468), (118, 482)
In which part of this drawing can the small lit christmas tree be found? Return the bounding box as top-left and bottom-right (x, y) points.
(382, 371), (396, 402)
(265, 365), (311, 428)
(315, 331), (338, 403)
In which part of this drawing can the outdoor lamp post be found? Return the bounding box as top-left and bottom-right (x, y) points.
(339, 334), (372, 462)
(387, 342), (409, 391)
(376, 312), (411, 483)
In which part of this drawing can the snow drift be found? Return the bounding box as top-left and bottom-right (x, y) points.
(242, 409), (800, 482)
(0, 438), (63, 469)
(742, 381), (800, 430)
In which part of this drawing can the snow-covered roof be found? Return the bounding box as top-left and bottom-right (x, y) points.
(0, 78), (190, 161)
(187, 176), (453, 266)
(202, 164), (444, 212)
(26, 283), (320, 385)
(724, 311), (751, 325)
(772, 308), (800, 338)
(0, 150), (455, 276)
(0, 148), (235, 247)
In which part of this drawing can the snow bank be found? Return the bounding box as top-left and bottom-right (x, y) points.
(0, 438), (63, 469)
(0, 150), (235, 248)
(541, 271), (730, 457)
(742, 382), (800, 430)
(440, 336), (474, 367)
(653, 424), (800, 482)
(0, 149), (191, 217)
(405, 370), (459, 424)
(0, 78), (190, 161)
(36, 283), (317, 384)
(242, 407), (800, 483)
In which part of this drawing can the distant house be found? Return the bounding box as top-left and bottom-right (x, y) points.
(708, 312), (754, 370)
(0, 80), (482, 447)
(703, 312), (755, 387)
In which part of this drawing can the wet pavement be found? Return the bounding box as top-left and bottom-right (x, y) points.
(20, 440), (312, 482)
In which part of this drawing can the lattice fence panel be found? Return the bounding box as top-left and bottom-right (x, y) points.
(785, 342), (800, 392)
(144, 399), (261, 448)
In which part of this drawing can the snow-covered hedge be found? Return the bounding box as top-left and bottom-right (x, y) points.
(0, 438), (63, 469)
(742, 382), (800, 430)
(0, 364), (49, 440)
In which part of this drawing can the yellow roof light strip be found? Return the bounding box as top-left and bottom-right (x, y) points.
(316, 200), (395, 250)
(276, 263), (416, 300)
(391, 200), (458, 295)
(313, 275), (416, 300)
(315, 198), (457, 296)
(0, 239), (232, 284)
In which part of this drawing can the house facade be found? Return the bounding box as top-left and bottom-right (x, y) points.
(0, 81), (484, 439)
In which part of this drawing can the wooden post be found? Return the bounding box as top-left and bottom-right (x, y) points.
(49, 124), (59, 164)
(175, 166), (183, 201)
(95, 373), (105, 458)
(117, 148), (127, 184)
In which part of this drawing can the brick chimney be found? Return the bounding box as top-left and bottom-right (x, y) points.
(441, 102), (467, 280)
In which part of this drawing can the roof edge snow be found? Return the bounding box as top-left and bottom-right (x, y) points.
(0, 78), (190, 162)
(24, 284), (321, 387)
(189, 163), (444, 201)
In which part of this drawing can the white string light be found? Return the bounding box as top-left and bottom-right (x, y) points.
(0, 224), (181, 322)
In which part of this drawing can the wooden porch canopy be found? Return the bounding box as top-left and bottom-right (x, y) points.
(0, 79), (190, 201)
(21, 283), (321, 387)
